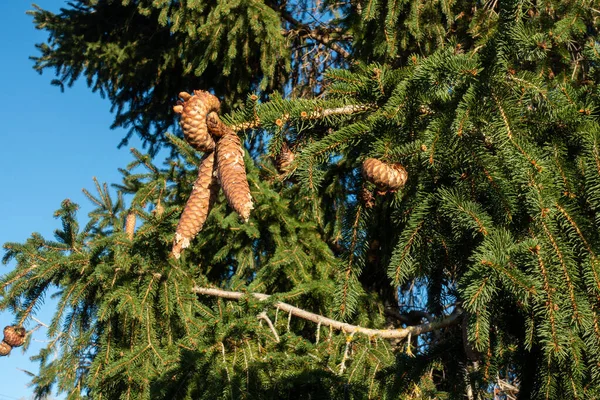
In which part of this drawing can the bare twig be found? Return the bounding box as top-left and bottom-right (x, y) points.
(316, 320), (322, 344)
(279, 8), (351, 58)
(257, 312), (280, 343)
(192, 287), (462, 339)
(339, 331), (355, 374)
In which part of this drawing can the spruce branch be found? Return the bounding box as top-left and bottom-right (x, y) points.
(229, 103), (376, 132)
(192, 287), (462, 339)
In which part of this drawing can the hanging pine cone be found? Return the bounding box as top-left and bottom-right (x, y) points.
(216, 132), (253, 222)
(0, 341), (11, 356)
(173, 90), (220, 152)
(172, 152), (219, 259)
(125, 212), (136, 240)
(3, 326), (26, 348)
(275, 142), (295, 174)
(362, 158), (408, 192)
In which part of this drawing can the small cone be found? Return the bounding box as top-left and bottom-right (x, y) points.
(172, 152), (219, 259)
(362, 158), (407, 192)
(0, 341), (11, 356)
(175, 90), (221, 152)
(275, 142), (295, 174)
(152, 202), (164, 217)
(3, 326), (26, 348)
(125, 212), (136, 240)
(216, 132), (253, 222)
(359, 186), (375, 208)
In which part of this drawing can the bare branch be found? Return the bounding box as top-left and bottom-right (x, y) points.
(257, 312), (280, 343)
(279, 8), (351, 58)
(192, 287), (462, 339)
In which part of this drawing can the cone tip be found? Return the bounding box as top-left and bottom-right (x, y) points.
(179, 92), (192, 101)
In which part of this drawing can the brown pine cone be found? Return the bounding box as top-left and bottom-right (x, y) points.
(3, 326), (26, 348)
(216, 132), (253, 222)
(172, 152), (219, 259)
(275, 142), (295, 174)
(0, 341), (11, 356)
(206, 112), (234, 138)
(125, 212), (136, 240)
(174, 90), (221, 152)
(362, 158), (408, 192)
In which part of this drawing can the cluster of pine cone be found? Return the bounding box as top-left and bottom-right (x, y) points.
(0, 325), (26, 357)
(172, 90), (253, 259)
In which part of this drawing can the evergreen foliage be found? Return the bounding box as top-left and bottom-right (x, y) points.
(4, 0), (600, 398)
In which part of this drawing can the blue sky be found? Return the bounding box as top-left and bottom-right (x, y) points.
(0, 2), (150, 398)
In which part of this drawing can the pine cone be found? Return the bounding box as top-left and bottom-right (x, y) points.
(0, 341), (11, 356)
(216, 132), (253, 222)
(172, 152), (219, 259)
(174, 90), (220, 152)
(362, 158), (407, 192)
(206, 112), (233, 138)
(275, 142), (295, 174)
(125, 212), (136, 240)
(3, 326), (26, 348)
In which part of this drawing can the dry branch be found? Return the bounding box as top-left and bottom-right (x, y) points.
(192, 287), (462, 339)
(279, 8), (350, 58)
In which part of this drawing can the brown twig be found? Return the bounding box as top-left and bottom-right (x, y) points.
(192, 287), (462, 339)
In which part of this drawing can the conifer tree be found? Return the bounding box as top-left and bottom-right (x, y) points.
(4, 0), (600, 398)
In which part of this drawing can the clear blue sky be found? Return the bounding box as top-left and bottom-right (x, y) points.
(0, 2), (152, 398)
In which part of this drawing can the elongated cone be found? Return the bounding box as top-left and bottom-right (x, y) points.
(0, 341), (10, 356)
(174, 90), (220, 152)
(125, 212), (136, 240)
(172, 152), (219, 259)
(3, 326), (26, 347)
(275, 142), (295, 174)
(362, 158), (408, 192)
(216, 132), (253, 222)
